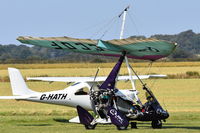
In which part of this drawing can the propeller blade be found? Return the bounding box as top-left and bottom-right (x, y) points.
(107, 107), (129, 127)
(77, 105), (94, 125)
(90, 67), (100, 91)
(90, 68), (100, 115)
(100, 52), (126, 90)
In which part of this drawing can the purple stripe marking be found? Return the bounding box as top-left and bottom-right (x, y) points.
(94, 53), (165, 61)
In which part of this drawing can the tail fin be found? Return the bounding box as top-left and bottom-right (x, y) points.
(8, 68), (37, 96)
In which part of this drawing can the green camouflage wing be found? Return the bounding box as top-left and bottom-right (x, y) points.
(17, 36), (177, 61)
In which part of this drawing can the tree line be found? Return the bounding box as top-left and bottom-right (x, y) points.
(0, 30), (200, 63)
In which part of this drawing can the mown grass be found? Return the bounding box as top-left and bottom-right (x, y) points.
(0, 113), (200, 133)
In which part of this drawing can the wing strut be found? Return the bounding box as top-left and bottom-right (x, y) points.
(125, 56), (136, 90)
(125, 56), (142, 106)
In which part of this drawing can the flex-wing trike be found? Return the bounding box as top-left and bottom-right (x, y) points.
(76, 52), (169, 130)
(0, 51), (170, 130)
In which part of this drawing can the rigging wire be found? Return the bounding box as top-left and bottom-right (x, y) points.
(68, 15), (117, 39)
(149, 59), (167, 89)
(99, 18), (119, 40)
(90, 16), (118, 39)
(90, 14), (121, 78)
(146, 61), (153, 75)
(162, 98), (167, 111)
(92, 15), (116, 75)
(139, 61), (153, 100)
(72, 14), (118, 77)
(127, 11), (140, 36)
(149, 59), (168, 108)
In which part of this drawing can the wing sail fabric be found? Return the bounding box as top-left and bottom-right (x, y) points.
(17, 36), (176, 61)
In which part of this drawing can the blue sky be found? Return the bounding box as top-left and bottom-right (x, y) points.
(0, 0), (199, 44)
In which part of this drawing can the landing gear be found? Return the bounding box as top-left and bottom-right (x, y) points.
(84, 124), (97, 130)
(151, 120), (162, 129)
(117, 125), (128, 130)
(130, 122), (137, 129)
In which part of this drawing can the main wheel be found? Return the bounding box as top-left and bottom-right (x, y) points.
(130, 122), (137, 129)
(151, 120), (162, 129)
(84, 124), (97, 130)
(117, 126), (128, 130)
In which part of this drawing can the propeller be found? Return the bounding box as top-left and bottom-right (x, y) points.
(90, 67), (100, 92)
(89, 67), (100, 115)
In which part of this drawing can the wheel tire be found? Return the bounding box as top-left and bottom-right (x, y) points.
(84, 124), (96, 130)
(130, 122), (137, 129)
(117, 126), (128, 130)
(151, 120), (162, 129)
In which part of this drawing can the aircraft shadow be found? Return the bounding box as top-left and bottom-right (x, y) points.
(162, 125), (200, 130)
(53, 118), (69, 123)
(17, 124), (52, 126)
(97, 122), (200, 130)
(52, 120), (200, 130)
(139, 122), (184, 126)
(139, 123), (200, 130)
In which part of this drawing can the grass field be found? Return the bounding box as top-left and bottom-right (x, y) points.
(1, 66), (200, 79)
(1, 62), (200, 69)
(0, 113), (200, 133)
(0, 63), (200, 132)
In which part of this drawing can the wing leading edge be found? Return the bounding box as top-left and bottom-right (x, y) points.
(27, 75), (166, 83)
(17, 36), (176, 61)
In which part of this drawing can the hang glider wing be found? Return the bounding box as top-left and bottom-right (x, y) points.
(17, 36), (177, 61)
(27, 75), (166, 83)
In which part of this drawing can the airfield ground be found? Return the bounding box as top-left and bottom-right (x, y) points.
(0, 62), (200, 132)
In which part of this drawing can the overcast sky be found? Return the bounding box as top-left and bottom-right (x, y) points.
(0, 0), (199, 44)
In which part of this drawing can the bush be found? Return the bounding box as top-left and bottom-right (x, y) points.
(186, 71), (200, 77)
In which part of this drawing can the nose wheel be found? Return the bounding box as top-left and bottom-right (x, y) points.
(84, 124), (97, 130)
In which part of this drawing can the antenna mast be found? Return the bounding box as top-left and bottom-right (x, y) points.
(119, 6), (129, 39)
(119, 6), (136, 90)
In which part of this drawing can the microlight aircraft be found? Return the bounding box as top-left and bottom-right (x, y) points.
(0, 7), (176, 130)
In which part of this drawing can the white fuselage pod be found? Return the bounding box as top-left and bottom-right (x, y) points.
(3, 68), (140, 111)
(12, 82), (136, 111)
(22, 82), (92, 110)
